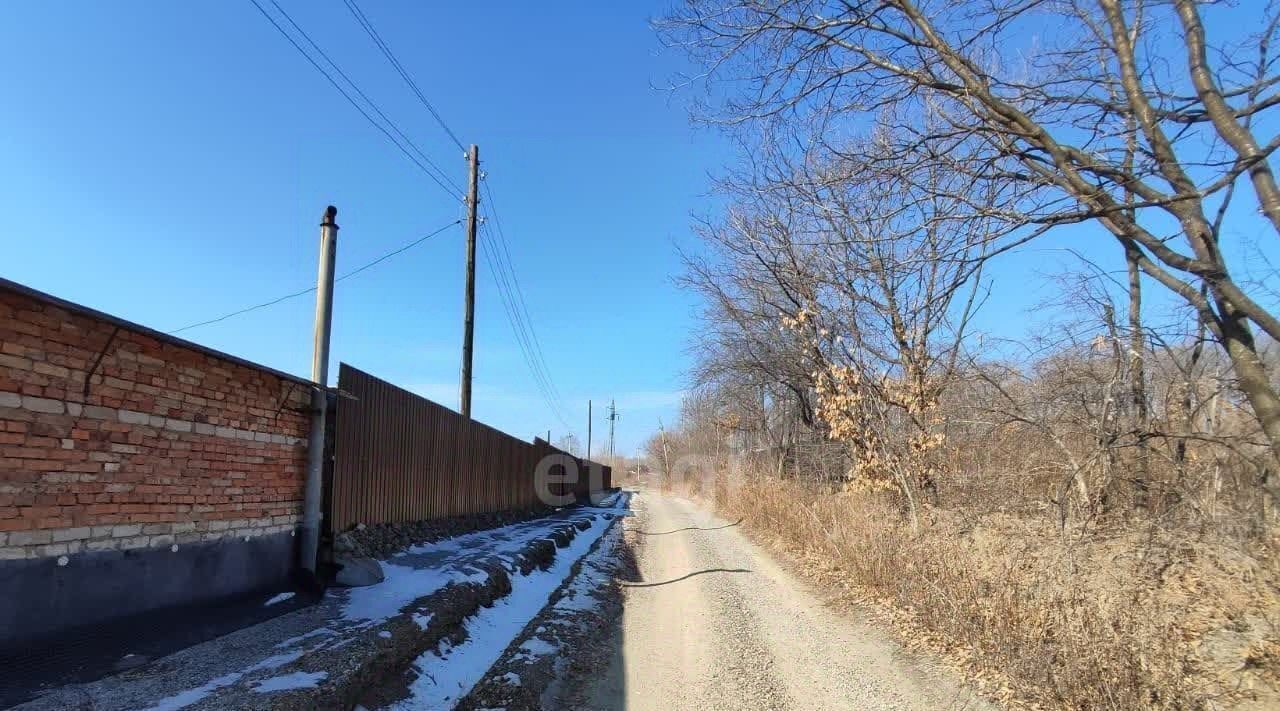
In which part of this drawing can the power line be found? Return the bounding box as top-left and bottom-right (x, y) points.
(336, 219), (460, 280)
(266, 0), (463, 198)
(247, 0), (463, 200)
(478, 227), (571, 428)
(481, 180), (567, 408)
(342, 0), (467, 152)
(322, 2), (569, 426)
(171, 219), (461, 334)
(478, 231), (570, 428)
(476, 221), (543, 392)
(255, 0), (568, 429)
(481, 196), (569, 426)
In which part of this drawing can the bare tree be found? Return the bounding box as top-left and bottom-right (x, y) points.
(660, 0), (1280, 496)
(680, 133), (999, 522)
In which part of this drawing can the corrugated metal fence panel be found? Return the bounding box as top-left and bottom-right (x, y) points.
(331, 364), (611, 531)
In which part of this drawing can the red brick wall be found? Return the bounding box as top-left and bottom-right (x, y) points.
(0, 284), (311, 560)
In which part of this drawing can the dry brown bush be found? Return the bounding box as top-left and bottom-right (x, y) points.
(674, 472), (1280, 710)
(647, 2), (1280, 705)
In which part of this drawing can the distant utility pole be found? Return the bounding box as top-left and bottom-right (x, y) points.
(607, 399), (619, 462)
(658, 417), (671, 480)
(459, 144), (480, 418)
(587, 399), (593, 461)
(301, 206), (338, 574)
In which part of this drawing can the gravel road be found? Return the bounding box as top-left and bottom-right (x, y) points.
(573, 490), (991, 711)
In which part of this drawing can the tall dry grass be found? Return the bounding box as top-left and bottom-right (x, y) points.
(685, 474), (1279, 710)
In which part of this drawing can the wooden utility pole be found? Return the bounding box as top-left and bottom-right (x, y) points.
(460, 144), (479, 418)
(587, 399), (593, 461)
(301, 206), (338, 574)
(658, 417), (671, 482)
(607, 399), (618, 462)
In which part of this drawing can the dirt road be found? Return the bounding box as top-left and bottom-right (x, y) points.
(572, 490), (990, 710)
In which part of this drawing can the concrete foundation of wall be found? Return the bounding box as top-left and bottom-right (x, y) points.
(0, 530), (297, 650)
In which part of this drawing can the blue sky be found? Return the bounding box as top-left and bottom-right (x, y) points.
(1, 1), (730, 455)
(2, 2), (1274, 456)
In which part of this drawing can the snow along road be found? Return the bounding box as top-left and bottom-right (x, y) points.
(571, 490), (992, 711)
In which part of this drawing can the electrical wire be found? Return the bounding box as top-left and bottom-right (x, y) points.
(247, 0), (463, 200)
(251, 0), (569, 428)
(481, 216), (568, 426)
(342, 0), (467, 152)
(478, 232), (565, 425)
(170, 219), (461, 334)
(481, 181), (567, 408)
(478, 226), (571, 428)
(481, 235), (564, 425)
(477, 222), (550, 402)
(482, 213), (567, 416)
(325, 1), (567, 425)
(266, 0), (463, 199)
(480, 182), (570, 420)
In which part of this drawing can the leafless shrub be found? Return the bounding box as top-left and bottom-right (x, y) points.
(648, 0), (1280, 704)
(697, 475), (1276, 710)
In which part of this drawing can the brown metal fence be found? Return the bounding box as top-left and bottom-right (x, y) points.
(329, 364), (610, 532)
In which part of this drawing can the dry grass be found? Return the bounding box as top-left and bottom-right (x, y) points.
(682, 474), (1280, 710)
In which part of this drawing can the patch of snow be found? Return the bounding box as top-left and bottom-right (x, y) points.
(517, 636), (559, 658)
(379, 630), (393, 639)
(140, 672), (244, 711)
(555, 566), (606, 612)
(342, 561), (479, 623)
(388, 515), (611, 710)
(138, 640), (321, 708)
(591, 490), (621, 507)
(321, 636), (356, 652)
(412, 612), (434, 630)
(251, 671), (327, 692)
(555, 592), (599, 612)
(553, 522), (622, 613)
(244, 649), (305, 673)
(274, 627), (336, 649)
(400, 513), (595, 561)
(264, 591), (296, 607)
(342, 511), (601, 625)
(499, 672), (521, 686)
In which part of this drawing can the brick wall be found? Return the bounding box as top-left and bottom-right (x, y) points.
(0, 281), (311, 562)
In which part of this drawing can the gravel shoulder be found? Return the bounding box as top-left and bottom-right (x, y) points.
(570, 489), (993, 711)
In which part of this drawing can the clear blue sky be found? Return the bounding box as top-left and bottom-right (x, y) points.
(2, 2), (1274, 456)
(1, 1), (731, 455)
